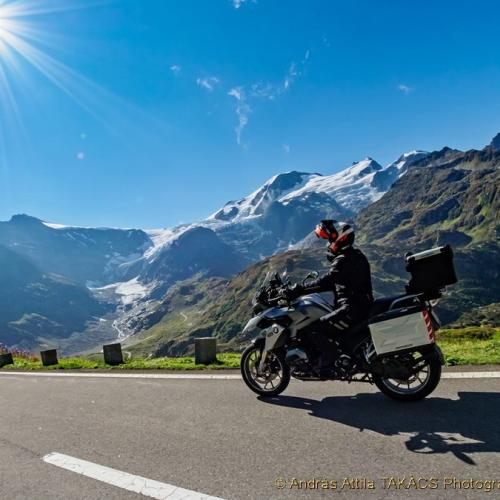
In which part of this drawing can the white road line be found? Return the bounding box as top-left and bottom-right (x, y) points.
(0, 371), (240, 379)
(1, 371), (500, 380)
(442, 371), (500, 379)
(43, 452), (225, 500)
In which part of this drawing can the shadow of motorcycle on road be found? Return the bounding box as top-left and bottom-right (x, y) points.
(258, 391), (500, 465)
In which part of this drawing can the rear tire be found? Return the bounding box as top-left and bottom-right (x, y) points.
(373, 350), (442, 402)
(241, 344), (290, 397)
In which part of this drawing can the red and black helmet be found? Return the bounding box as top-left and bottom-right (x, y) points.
(314, 220), (355, 254)
(314, 220), (338, 242)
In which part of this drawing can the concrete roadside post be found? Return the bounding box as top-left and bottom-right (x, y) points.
(103, 343), (124, 366)
(0, 352), (14, 368)
(40, 349), (58, 366)
(194, 338), (217, 365)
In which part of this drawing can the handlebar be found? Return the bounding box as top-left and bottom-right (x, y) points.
(254, 270), (319, 310)
(253, 281), (293, 310)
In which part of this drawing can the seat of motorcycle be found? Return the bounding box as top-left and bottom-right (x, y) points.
(369, 294), (411, 317)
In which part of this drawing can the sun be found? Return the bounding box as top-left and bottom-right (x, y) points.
(0, 0), (161, 167)
(0, 1), (95, 114)
(0, 1), (99, 157)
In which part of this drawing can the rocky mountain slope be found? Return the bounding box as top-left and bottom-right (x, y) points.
(490, 133), (500, 151)
(356, 147), (499, 247)
(0, 244), (109, 349)
(356, 145), (500, 325)
(0, 214), (151, 285)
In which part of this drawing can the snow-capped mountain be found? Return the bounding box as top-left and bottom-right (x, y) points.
(278, 158), (384, 213)
(209, 152), (428, 222)
(208, 171), (320, 222)
(116, 150), (430, 266)
(371, 150), (429, 192)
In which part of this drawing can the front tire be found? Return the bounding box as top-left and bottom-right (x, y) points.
(373, 349), (442, 402)
(241, 344), (290, 397)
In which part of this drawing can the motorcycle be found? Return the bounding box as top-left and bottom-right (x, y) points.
(240, 246), (455, 402)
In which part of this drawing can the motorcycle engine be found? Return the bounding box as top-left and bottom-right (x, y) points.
(334, 354), (355, 378)
(285, 348), (310, 370)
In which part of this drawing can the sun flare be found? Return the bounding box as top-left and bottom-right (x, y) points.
(0, 0), (163, 171)
(0, 2), (113, 137)
(0, 0), (105, 171)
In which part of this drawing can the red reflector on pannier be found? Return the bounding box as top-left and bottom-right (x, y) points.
(422, 310), (435, 342)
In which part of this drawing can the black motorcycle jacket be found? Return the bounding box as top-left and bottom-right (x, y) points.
(302, 246), (374, 322)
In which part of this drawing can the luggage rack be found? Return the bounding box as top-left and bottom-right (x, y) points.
(389, 290), (444, 311)
(387, 294), (421, 311)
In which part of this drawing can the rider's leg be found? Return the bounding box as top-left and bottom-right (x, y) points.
(309, 321), (345, 370)
(321, 306), (356, 355)
(327, 304), (373, 354)
(325, 306), (353, 335)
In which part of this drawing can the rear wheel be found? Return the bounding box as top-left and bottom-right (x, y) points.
(373, 349), (442, 402)
(241, 344), (290, 397)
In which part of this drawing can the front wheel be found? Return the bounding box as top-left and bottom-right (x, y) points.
(241, 344), (290, 397)
(373, 349), (442, 402)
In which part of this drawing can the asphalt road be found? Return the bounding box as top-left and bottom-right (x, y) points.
(0, 372), (499, 499)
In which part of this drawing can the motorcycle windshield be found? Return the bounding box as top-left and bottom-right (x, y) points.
(261, 269), (274, 287)
(261, 268), (283, 288)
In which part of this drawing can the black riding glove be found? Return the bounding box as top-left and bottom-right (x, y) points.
(286, 283), (305, 301)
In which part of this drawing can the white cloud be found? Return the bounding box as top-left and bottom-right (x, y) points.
(250, 82), (277, 100)
(76, 152), (85, 161)
(228, 87), (251, 146)
(227, 50), (310, 146)
(232, 0), (256, 8)
(170, 64), (181, 76)
(228, 87), (243, 100)
(284, 50), (309, 89)
(397, 84), (413, 94)
(283, 62), (298, 90)
(251, 50), (309, 100)
(197, 76), (220, 92)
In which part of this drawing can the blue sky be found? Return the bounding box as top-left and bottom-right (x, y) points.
(0, 0), (499, 228)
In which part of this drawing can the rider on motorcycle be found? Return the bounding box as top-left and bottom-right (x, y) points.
(289, 220), (374, 367)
